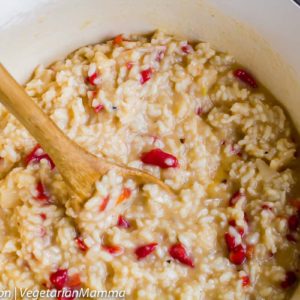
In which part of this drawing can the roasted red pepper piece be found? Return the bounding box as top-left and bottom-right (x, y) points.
(75, 237), (89, 252)
(40, 213), (47, 220)
(141, 148), (179, 169)
(140, 68), (153, 84)
(50, 269), (68, 290)
(113, 34), (123, 45)
(135, 243), (158, 260)
(288, 214), (299, 231)
(225, 232), (238, 251)
(233, 69), (258, 88)
(25, 145), (55, 169)
(87, 72), (100, 86)
(169, 243), (194, 267)
(35, 181), (49, 202)
(117, 215), (130, 228)
(126, 62), (133, 70)
(242, 275), (250, 287)
(116, 188), (132, 204)
(229, 244), (246, 265)
(94, 104), (104, 113)
(229, 190), (244, 207)
(181, 44), (192, 54)
(67, 273), (81, 288)
(281, 271), (297, 289)
(102, 245), (124, 256)
(99, 195), (110, 211)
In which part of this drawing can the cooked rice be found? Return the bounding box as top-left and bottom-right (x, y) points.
(0, 31), (299, 299)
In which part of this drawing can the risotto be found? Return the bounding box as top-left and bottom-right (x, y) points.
(0, 31), (299, 299)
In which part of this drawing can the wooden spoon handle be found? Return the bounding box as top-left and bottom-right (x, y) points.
(0, 63), (106, 198)
(0, 63), (172, 201)
(0, 63), (70, 157)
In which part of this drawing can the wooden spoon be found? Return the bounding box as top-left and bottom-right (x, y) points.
(0, 63), (172, 203)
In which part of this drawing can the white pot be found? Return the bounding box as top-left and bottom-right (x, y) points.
(0, 0), (300, 298)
